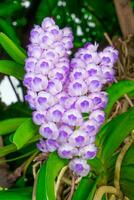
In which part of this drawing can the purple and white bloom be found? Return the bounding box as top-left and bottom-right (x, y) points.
(75, 96), (93, 113)
(62, 27), (73, 38)
(62, 36), (73, 50)
(53, 42), (67, 57)
(84, 42), (98, 52)
(70, 58), (86, 69)
(48, 68), (66, 83)
(68, 130), (90, 147)
(35, 59), (53, 75)
(32, 111), (46, 125)
(23, 72), (34, 89)
(25, 57), (37, 72)
(41, 17), (55, 29)
(29, 25), (44, 44)
(99, 46), (118, 67)
(47, 79), (63, 95)
(69, 158), (90, 176)
(86, 63), (102, 77)
(101, 66), (115, 83)
(24, 90), (37, 109)
(79, 144), (97, 159)
(32, 74), (48, 92)
(58, 125), (73, 143)
(103, 46), (118, 61)
(46, 104), (65, 123)
(58, 143), (78, 159)
(86, 76), (103, 92)
(81, 119), (99, 136)
(76, 50), (100, 65)
(70, 67), (88, 81)
(62, 109), (83, 126)
(36, 91), (56, 111)
(46, 139), (59, 152)
(39, 122), (59, 139)
(68, 80), (88, 96)
(27, 44), (42, 59)
(89, 92), (108, 110)
(39, 32), (54, 48)
(89, 109), (105, 124)
(64, 97), (77, 109)
(56, 92), (68, 107)
(41, 49), (59, 63)
(99, 51), (115, 67)
(36, 139), (48, 153)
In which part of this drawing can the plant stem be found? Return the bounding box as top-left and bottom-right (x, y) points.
(67, 175), (75, 200)
(23, 150), (39, 177)
(114, 136), (133, 190)
(93, 186), (123, 200)
(109, 194), (116, 200)
(55, 166), (68, 197)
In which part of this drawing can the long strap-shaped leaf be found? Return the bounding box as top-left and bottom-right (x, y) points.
(0, 187), (32, 200)
(0, 19), (20, 44)
(13, 118), (38, 149)
(0, 60), (24, 80)
(0, 117), (28, 136)
(36, 152), (68, 200)
(86, 177), (100, 200)
(72, 177), (94, 200)
(120, 146), (134, 199)
(105, 80), (134, 117)
(0, 144), (17, 158)
(0, 33), (26, 64)
(100, 108), (134, 163)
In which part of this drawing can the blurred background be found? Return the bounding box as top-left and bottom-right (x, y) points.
(0, 0), (134, 118)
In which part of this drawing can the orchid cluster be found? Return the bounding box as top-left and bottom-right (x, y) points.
(24, 17), (118, 177)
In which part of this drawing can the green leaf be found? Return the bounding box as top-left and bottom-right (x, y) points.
(0, 33), (26, 65)
(86, 177), (100, 200)
(119, 145), (134, 199)
(0, 19), (20, 44)
(121, 145), (134, 166)
(120, 179), (134, 200)
(0, 118), (27, 136)
(36, 0), (58, 23)
(36, 152), (68, 200)
(0, 187), (32, 200)
(100, 108), (134, 163)
(0, 60), (24, 80)
(105, 80), (134, 117)
(72, 177), (94, 200)
(0, 1), (22, 17)
(13, 118), (38, 149)
(121, 165), (134, 182)
(0, 144), (17, 158)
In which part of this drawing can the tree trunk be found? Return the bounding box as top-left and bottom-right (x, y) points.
(114, 0), (134, 37)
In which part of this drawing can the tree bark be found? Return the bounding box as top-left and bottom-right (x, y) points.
(114, 0), (134, 37)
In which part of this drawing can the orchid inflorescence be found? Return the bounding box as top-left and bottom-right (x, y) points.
(23, 17), (118, 177)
